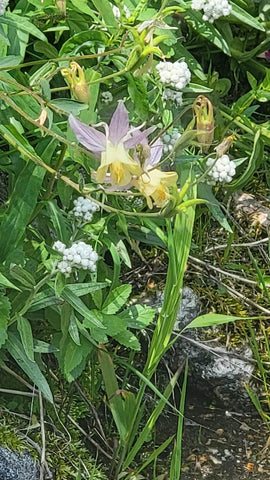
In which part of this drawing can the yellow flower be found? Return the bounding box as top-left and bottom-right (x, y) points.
(133, 168), (178, 209)
(95, 141), (142, 186)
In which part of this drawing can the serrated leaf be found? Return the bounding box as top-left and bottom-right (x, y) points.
(102, 284), (132, 314)
(0, 293), (10, 348)
(17, 316), (34, 362)
(120, 305), (156, 329)
(6, 332), (53, 403)
(114, 330), (141, 351)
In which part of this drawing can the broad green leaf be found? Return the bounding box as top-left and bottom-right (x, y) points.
(102, 314), (127, 336)
(120, 305), (156, 329)
(64, 337), (90, 382)
(6, 332), (53, 403)
(175, 44), (207, 81)
(50, 99), (88, 116)
(1, 13), (47, 41)
(102, 284), (132, 314)
(59, 30), (107, 57)
(184, 10), (231, 56)
(0, 55), (21, 67)
(61, 287), (105, 329)
(17, 316), (34, 362)
(127, 74), (149, 121)
(70, 0), (98, 19)
(33, 339), (58, 353)
(198, 183), (232, 232)
(114, 330), (141, 351)
(0, 272), (21, 291)
(0, 294), (10, 349)
(230, 2), (264, 31)
(91, 0), (118, 31)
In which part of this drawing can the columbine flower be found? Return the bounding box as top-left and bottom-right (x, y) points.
(132, 140), (178, 209)
(69, 102), (153, 187)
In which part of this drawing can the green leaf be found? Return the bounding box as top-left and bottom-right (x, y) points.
(0, 272), (21, 291)
(127, 74), (149, 121)
(50, 99), (88, 116)
(230, 2), (264, 31)
(184, 313), (251, 330)
(120, 305), (156, 329)
(184, 10), (231, 55)
(59, 30), (107, 57)
(114, 330), (141, 351)
(226, 130), (264, 192)
(102, 284), (132, 314)
(0, 55), (21, 67)
(70, 0), (98, 19)
(102, 314), (127, 336)
(6, 332), (53, 403)
(1, 12), (47, 41)
(9, 266), (36, 289)
(69, 312), (81, 346)
(91, 0), (118, 31)
(198, 183), (233, 232)
(0, 293), (10, 349)
(63, 282), (108, 296)
(17, 316), (34, 362)
(98, 348), (127, 441)
(47, 201), (69, 244)
(61, 287), (105, 329)
(33, 339), (58, 354)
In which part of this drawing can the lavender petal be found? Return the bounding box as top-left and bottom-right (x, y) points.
(145, 139), (163, 169)
(108, 101), (129, 145)
(69, 115), (106, 153)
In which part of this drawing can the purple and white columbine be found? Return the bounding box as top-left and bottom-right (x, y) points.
(69, 102), (155, 187)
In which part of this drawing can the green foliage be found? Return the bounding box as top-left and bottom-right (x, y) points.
(0, 0), (269, 477)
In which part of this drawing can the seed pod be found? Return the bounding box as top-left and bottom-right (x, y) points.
(193, 95), (214, 153)
(61, 62), (90, 104)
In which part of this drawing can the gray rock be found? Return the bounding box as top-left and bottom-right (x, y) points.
(151, 287), (254, 407)
(0, 447), (39, 480)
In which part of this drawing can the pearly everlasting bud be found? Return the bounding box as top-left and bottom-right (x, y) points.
(0, 0), (9, 15)
(161, 129), (181, 154)
(206, 155), (236, 185)
(162, 88), (183, 106)
(193, 95), (214, 153)
(101, 91), (113, 104)
(53, 240), (98, 276)
(156, 61), (191, 90)
(71, 196), (99, 223)
(62, 62), (90, 104)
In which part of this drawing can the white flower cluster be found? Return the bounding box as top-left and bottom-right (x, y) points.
(156, 61), (191, 90)
(191, 0), (232, 23)
(71, 196), (99, 222)
(162, 129), (181, 154)
(0, 0), (9, 15)
(162, 88), (183, 106)
(53, 241), (98, 275)
(206, 155), (236, 185)
(101, 91), (113, 104)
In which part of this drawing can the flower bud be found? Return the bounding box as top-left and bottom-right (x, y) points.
(193, 95), (214, 153)
(214, 134), (236, 158)
(61, 62), (90, 104)
(55, 0), (66, 16)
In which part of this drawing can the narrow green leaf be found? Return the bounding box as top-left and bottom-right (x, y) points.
(6, 332), (53, 403)
(98, 347), (127, 442)
(17, 316), (34, 362)
(230, 2), (264, 31)
(61, 287), (105, 329)
(184, 313), (255, 330)
(91, 0), (118, 31)
(0, 293), (10, 348)
(184, 10), (231, 55)
(69, 312), (81, 346)
(0, 272), (21, 291)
